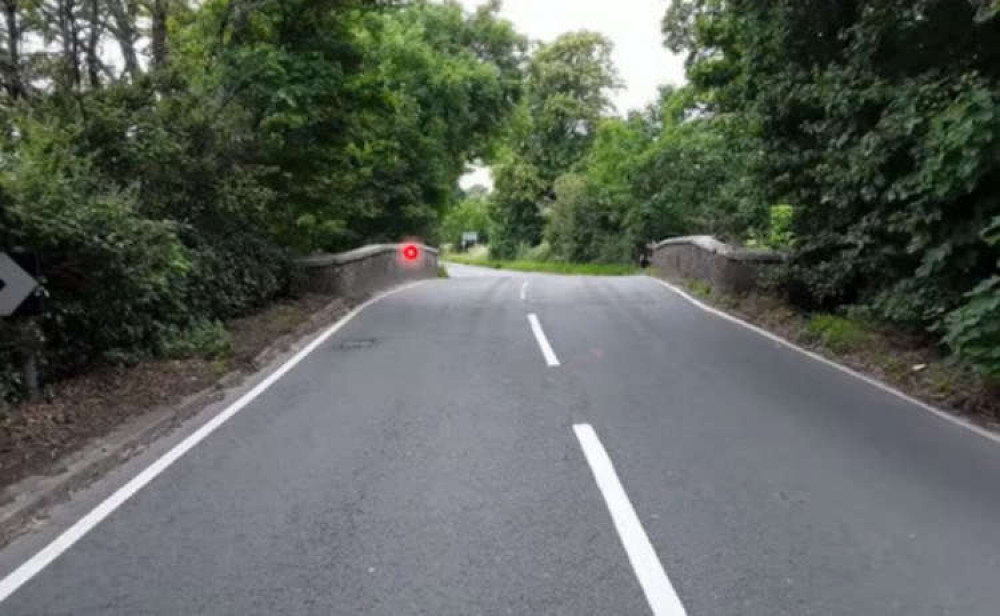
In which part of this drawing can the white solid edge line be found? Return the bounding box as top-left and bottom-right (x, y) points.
(520, 280), (529, 301)
(648, 277), (1000, 445)
(0, 281), (429, 604)
(573, 424), (687, 616)
(527, 313), (560, 367)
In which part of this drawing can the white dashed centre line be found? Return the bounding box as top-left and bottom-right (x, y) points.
(520, 280), (529, 301)
(527, 313), (560, 367)
(573, 423), (688, 616)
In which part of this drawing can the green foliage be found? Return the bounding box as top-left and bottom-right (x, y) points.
(485, 0), (1000, 377)
(488, 155), (546, 258)
(440, 195), (490, 249)
(660, 0), (1000, 374)
(0, 114), (191, 371)
(534, 85), (766, 264)
(766, 205), (795, 250)
(804, 315), (870, 354)
(544, 115), (650, 263)
(634, 94), (765, 246)
(943, 217), (1000, 375)
(192, 0), (526, 252)
(943, 276), (1000, 376)
(522, 31), (622, 184)
(488, 31), (621, 257)
(545, 172), (633, 263)
(519, 241), (553, 262)
(0, 0), (526, 401)
(158, 320), (233, 360)
(685, 279), (713, 299)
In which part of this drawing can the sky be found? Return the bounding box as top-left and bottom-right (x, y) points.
(456, 0), (687, 189)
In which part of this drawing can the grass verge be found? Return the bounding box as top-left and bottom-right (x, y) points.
(445, 254), (638, 276)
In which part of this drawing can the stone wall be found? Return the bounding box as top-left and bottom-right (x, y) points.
(650, 235), (784, 293)
(296, 244), (439, 300)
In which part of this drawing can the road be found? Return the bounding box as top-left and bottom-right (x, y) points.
(1, 263), (999, 614)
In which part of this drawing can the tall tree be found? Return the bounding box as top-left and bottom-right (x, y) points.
(0, 0), (531, 400)
(107, 0), (140, 79)
(488, 30), (620, 257)
(663, 0), (1000, 373)
(150, 0), (168, 69)
(55, 0), (83, 90)
(84, 0), (102, 88)
(1, 0), (25, 98)
(522, 31), (620, 184)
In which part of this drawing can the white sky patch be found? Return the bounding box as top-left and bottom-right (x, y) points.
(455, 0), (686, 113)
(460, 165), (495, 191)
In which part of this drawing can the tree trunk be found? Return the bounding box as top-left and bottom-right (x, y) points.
(58, 0), (81, 90)
(151, 0), (168, 70)
(85, 0), (102, 89)
(110, 0), (140, 79)
(2, 0), (24, 98)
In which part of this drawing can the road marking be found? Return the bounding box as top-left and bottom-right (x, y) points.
(649, 277), (1000, 445)
(520, 280), (529, 301)
(573, 424), (687, 616)
(0, 281), (429, 604)
(527, 313), (560, 367)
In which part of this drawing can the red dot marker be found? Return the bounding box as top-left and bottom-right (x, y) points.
(401, 244), (420, 262)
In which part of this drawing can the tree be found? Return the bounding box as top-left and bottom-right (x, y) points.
(341, 0), (526, 246)
(488, 153), (546, 258)
(662, 0), (1000, 374)
(440, 194), (490, 249)
(545, 116), (650, 263)
(0, 0), (530, 400)
(1, 0), (26, 98)
(521, 31), (621, 184)
(487, 31), (621, 258)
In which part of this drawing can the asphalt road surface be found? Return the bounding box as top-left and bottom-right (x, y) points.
(1, 263), (999, 614)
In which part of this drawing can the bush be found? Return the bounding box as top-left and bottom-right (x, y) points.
(523, 241), (553, 262)
(766, 205), (794, 250)
(545, 173), (635, 264)
(0, 92), (293, 401)
(943, 277), (1000, 376)
(0, 116), (191, 373)
(157, 320), (232, 360)
(184, 232), (296, 320)
(942, 217), (1000, 376)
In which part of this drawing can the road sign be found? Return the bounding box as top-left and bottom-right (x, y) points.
(461, 231), (479, 244)
(0, 252), (39, 317)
